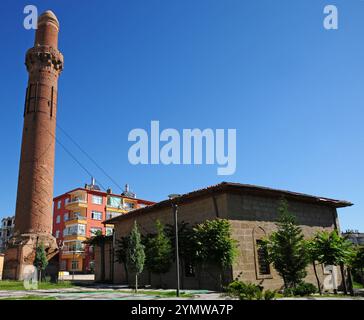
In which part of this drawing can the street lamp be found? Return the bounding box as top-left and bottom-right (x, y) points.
(168, 194), (181, 297)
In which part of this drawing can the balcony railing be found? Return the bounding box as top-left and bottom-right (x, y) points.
(62, 249), (85, 255)
(63, 231), (86, 237)
(65, 215), (87, 222)
(68, 198), (87, 205)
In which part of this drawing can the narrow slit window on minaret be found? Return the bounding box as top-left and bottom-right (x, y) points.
(50, 86), (54, 117)
(23, 86), (29, 116)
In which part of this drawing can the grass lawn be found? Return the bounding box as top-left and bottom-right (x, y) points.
(353, 281), (364, 289)
(0, 295), (57, 300)
(0, 280), (75, 291)
(117, 289), (194, 298)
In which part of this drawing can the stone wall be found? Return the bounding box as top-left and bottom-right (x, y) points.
(95, 191), (343, 291)
(226, 193), (340, 290)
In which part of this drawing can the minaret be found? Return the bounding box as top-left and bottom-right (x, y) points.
(4, 10), (63, 280)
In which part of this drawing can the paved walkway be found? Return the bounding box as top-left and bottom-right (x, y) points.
(0, 285), (363, 300)
(0, 287), (226, 300)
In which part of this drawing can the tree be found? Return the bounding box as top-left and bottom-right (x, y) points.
(310, 230), (355, 294)
(126, 221), (145, 292)
(34, 242), (48, 282)
(193, 219), (238, 289)
(264, 199), (309, 289)
(144, 220), (173, 287)
(115, 236), (130, 281)
(85, 230), (108, 281)
(165, 221), (198, 287)
(306, 239), (323, 295)
(351, 246), (364, 286)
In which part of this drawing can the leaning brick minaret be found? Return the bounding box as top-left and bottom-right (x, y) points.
(3, 10), (63, 280)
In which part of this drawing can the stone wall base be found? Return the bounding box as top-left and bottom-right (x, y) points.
(3, 233), (58, 280)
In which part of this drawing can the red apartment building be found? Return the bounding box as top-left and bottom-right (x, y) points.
(52, 180), (154, 273)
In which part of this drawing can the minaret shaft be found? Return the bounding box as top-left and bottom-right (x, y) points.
(4, 11), (63, 280)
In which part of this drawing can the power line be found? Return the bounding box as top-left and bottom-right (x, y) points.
(56, 123), (123, 192)
(39, 121), (108, 191)
(54, 136), (108, 191)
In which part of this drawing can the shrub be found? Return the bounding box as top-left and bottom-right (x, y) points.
(284, 282), (317, 297)
(293, 282), (317, 296)
(263, 289), (276, 300)
(226, 280), (270, 300)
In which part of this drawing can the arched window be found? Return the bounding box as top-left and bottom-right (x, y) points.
(253, 226), (272, 279)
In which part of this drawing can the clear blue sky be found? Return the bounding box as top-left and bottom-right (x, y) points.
(0, 0), (363, 231)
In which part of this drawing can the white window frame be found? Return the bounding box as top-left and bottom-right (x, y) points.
(92, 195), (103, 205)
(91, 211), (102, 220)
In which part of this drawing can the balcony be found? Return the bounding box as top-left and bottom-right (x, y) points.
(65, 190), (88, 210)
(64, 214), (87, 225)
(63, 230), (86, 240)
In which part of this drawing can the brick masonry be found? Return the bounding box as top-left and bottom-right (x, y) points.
(3, 11), (63, 280)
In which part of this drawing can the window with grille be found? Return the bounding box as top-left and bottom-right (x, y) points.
(256, 240), (270, 275)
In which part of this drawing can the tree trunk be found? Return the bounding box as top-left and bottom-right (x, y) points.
(135, 273), (138, 293)
(219, 266), (224, 291)
(123, 263), (129, 284)
(100, 242), (105, 282)
(339, 263), (347, 295)
(282, 275), (287, 290)
(347, 267), (354, 296)
(181, 260), (184, 290)
(197, 264), (203, 290)
(313, 261), (322, 295)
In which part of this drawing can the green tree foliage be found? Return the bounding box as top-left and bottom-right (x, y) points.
(115, 235), (129, 279)
(193, 219), (238, 289)
(264, 199), (309, 288)
(165, 221), (198, 265)
(85, 230), (109, 281)
(126, 221), (145, 292)
(34, 242), (48, 281)
(310, 230), (355, 294)
(351, 246), (364, 285)
(310, 230), (355, 266)
(352, 246), (364, 271)
(193, 219), (238, 268)
(144, 220), (173, 280)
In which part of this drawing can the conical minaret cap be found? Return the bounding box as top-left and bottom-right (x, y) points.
(38, 10), (59, 29)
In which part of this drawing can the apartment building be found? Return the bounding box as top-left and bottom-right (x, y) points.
(0, 216), (15, 253)
(52, 180), (154, 273)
